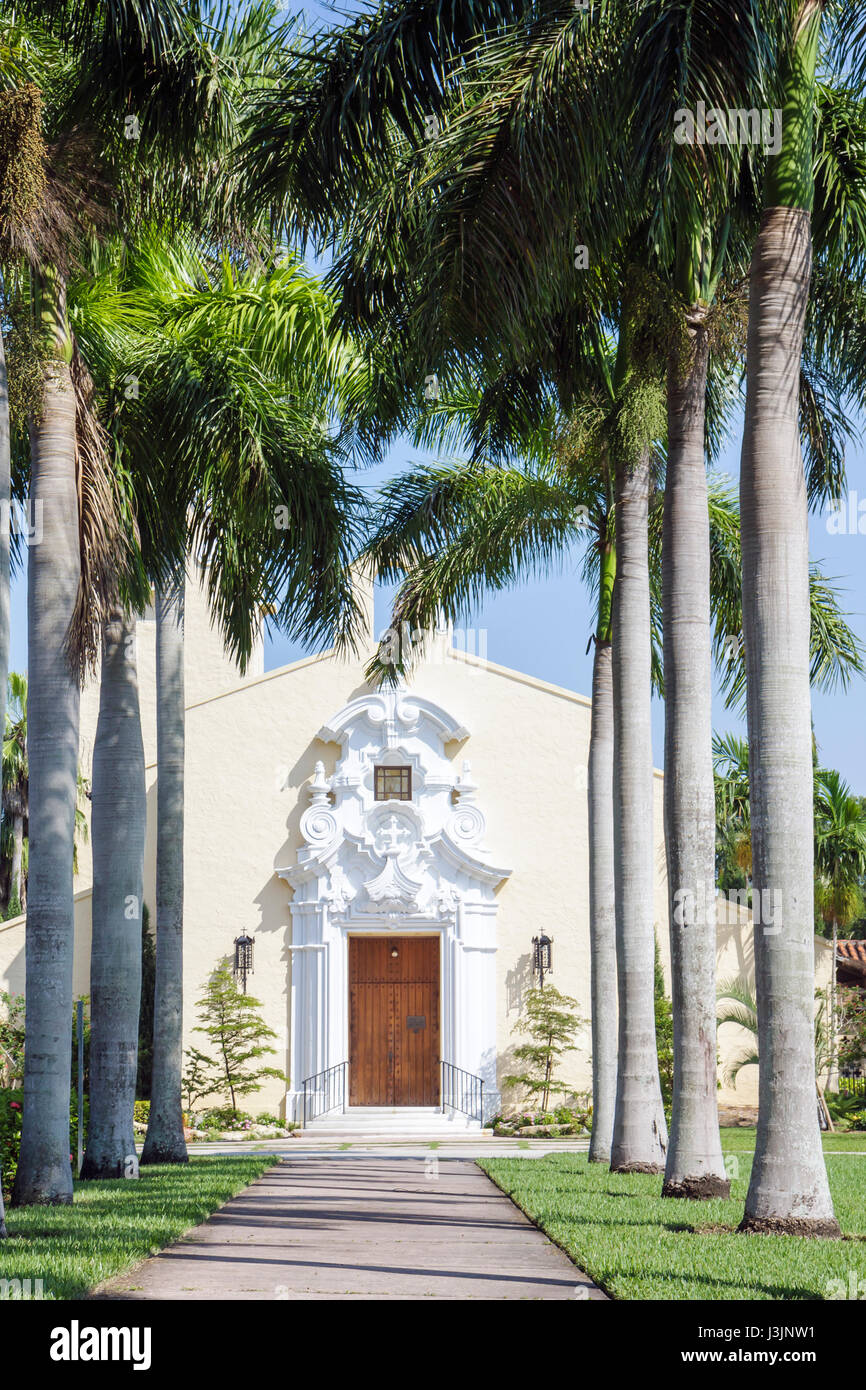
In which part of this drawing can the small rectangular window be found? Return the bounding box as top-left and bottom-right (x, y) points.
(374, 765), (412, 801)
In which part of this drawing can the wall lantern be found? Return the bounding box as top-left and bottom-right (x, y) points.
(532, 933), (553, 988)
(233, 932), (255, 993)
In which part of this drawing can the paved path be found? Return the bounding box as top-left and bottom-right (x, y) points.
(97, 1155), (606, 1301)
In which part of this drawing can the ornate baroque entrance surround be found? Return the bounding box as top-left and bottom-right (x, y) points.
(278, 687), (511, 1121)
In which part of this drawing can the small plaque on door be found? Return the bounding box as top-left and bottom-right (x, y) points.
(406, 1015), (426, 1032)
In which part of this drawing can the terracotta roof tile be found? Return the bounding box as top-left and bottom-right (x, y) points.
(837, 940), (866, 962)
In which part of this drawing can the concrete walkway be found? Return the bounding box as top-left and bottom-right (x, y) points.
(96, 1155), (606, 1301)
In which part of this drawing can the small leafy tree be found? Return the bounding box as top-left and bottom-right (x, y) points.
(189, 963), (286, 1112)
(182, 1048), (220, 1116)
(504, 986), (584, 1111)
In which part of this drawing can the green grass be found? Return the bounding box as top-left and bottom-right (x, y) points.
(720, 1126), (866, 1153)
(479, 1137), (866, 1300)
(0, 1156), (277, 1300)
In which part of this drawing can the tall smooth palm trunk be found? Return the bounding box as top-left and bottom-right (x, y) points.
(661, 316), (729, 1199)
(610, 443), (667, 1173)
(12, 328), (80, 1206)
(81, 609), (146, 1179)
(739, 206), (837, 1236)
(0, 327), (9, 1231)
(738, 0), (838, 1236)
(0, 327), (10, 761)
(10, 814), (24, 910)
(587, 544), (617, 1163)
(142, 581), (188, 1165)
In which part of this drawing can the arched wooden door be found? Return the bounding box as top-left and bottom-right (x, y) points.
(349, 936), (440, 1106)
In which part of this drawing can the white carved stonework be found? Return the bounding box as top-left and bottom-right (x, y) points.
(277, 686), (511, 1121)
(361, 854), (423, 914)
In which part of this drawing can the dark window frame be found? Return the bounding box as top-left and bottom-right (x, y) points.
(374, 765), (412, 801)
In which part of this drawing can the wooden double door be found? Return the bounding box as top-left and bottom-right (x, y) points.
(349, 936), (440, 1106)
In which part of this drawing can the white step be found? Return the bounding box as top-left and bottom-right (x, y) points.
(305, 1106), (480, 1134)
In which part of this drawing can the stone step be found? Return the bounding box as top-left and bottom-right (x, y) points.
(305, 1107), (481, 1134)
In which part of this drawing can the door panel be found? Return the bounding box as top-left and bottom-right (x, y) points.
(349, 938), (391, 1106)
(349, 936), (440, 1106)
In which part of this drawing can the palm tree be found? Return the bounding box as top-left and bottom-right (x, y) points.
(14, 267), (83, 1205)
(141, 581), (187, 1164)
(76, 229), (366, 1164)
(716, 979), (761, 1088)
(8, 0), (275, 1208)
(80, 607), (146, 1179)
(736, 0), (851, 1237)
(713, 733), (753, 892)
(813, 768), (866, 1088)
(607, 342), (668, 1174)
(622, 0), (767, 1198)
(718, 976), (835, 1126)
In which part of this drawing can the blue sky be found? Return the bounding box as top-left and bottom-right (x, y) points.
(9, 1), (865, 794)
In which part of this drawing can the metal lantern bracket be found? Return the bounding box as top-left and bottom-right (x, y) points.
(233, 932), (255, 993)
(532, 933), (553, 988)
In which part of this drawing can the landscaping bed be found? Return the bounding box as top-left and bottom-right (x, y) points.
(479, 1134), (866, 1300)
(491, 1104), (592, 1139)
(132, 1101), (300, 1144)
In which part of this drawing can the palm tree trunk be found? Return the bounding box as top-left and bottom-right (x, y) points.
(9, 814), (24, 911)
(142, 580), (188, 1165)
(738, 0), (839, 1236)
(587, 542), (617, 1162)
(81, 609), (146, 1179)
(739, 213), (837, 1231)
(610, 442), (667, 1173)
(661, 314), (729, 1199)
(0, 325), (10, 776)
(830, 917), (838, 1092)
(0, 326), (9, 1230)
(12, 281), (80, 1206)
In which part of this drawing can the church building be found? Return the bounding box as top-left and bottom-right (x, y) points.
(0, 572), (829, 1128)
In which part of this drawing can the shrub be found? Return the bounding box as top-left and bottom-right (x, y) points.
(198, 1106), (254, 1132)
(825, 1090), (866, 1130)
(254, 1112), (283, 1128)
(0, 993), (25, 1086)
(0, 1088), (23, 1198)
(133, 1100), (150, 1125)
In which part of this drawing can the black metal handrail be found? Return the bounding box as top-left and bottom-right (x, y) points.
(840, 1070), (866, 1098)
(302, 1061), (347, 1127)
(441, 1060), (484, 1124)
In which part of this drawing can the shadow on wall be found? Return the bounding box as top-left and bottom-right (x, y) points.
(506, 953), (533, 1016)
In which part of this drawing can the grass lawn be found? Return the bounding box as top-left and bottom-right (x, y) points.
(721, 1127), (866, 1153)
(0, 1155), (277, 1299)
(479, 1131), (866, 1300)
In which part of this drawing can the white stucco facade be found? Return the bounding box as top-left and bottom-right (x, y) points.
(279, 686), (511, 1121)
